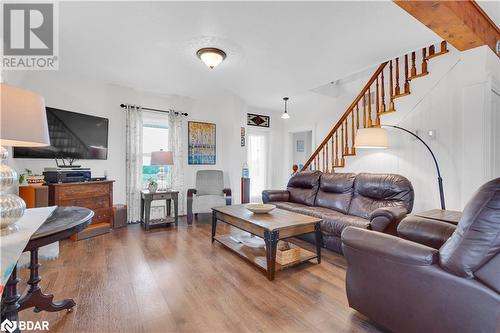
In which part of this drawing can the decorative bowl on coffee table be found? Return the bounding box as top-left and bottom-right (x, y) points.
(245, 203), (276, 214)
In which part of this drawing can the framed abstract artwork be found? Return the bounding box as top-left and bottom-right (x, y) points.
(247, 113), (270, 127)
(188, 121), (216, 165)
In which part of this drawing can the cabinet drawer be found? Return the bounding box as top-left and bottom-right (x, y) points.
(59, 195), (110, 210)
(58, 183), (110, 200)
(92, 208), (112, 224)
(154, 193), (171, 200)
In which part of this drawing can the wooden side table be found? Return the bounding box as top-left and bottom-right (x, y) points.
(415, 209), (462, 225)
(140, 190), (179, 230)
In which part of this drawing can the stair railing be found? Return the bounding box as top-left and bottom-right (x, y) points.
(301, 41), (448, 172)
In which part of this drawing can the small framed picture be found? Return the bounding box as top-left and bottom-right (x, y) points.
(296, 140), (304, 152)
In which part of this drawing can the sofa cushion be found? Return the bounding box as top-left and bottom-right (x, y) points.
(272, 201), (313, 215)
(320, 210), (370, 237)
(273, 201), (368, 237)
(440, 177), (500, 278)
(315, 173), (355, 214)
(348, 173), (414, 219)
(286, 171), (322, 206)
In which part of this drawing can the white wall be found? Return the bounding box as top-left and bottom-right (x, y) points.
(4, 72), (284, 211)
(5, 72), (131, 203)
(291, 131), (312, 167)
(279, 46), (500, 212)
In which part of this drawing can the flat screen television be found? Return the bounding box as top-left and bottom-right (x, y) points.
(14, 107), (109, 160)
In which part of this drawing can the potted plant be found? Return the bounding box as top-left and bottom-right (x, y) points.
(147, 178), (158, 193)
(18, 168), (33, 185)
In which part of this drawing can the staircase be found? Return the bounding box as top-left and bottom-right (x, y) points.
(301, 41), (449, 172)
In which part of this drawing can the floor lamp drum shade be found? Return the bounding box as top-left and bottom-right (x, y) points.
(150, 150), (174, 166)
(0, 84), (50, 147)
(355, 127), (388, 149)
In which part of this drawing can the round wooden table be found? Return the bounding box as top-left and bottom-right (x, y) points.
(1, 206), (93, 331)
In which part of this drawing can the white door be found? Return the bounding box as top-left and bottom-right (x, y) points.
(247, 130), (269, 202)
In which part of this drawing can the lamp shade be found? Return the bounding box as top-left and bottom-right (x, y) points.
(150, 150), (174, 166)
(355, 127), (388, 149)
(0, 84), (50, 147)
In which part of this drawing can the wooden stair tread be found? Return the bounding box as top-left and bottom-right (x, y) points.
(409, 72), (429, 81)
(380, 109), (396, 115)
(392, 92), (410, 99)
(426, 50), (449, 60)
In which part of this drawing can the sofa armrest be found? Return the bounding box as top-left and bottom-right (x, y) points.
(398, 215), (456, 249)
(369, 206), (407, 232)
(341, 227), (439, 266)
(262, 190), (289, 203)
(223, 188), (232, 205)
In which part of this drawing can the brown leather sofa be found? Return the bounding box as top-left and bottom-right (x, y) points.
(342, 177), (500, 333)
(262, 171), (414, 253)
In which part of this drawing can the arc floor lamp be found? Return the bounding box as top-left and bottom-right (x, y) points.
(355, 125), (446, 210)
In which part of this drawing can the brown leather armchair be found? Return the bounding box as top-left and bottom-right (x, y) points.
(341, 178), (500, 333)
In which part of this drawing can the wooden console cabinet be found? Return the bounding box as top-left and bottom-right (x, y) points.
(48, 180), (114, 240)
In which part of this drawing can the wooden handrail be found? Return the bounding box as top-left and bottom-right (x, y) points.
(301, 61), (388, 171)
(300, 42), (448, 173)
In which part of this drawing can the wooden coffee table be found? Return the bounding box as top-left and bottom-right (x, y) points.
(211, 205), (322, 281)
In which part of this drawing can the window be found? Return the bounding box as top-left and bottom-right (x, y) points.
(142, 112), (169, 185)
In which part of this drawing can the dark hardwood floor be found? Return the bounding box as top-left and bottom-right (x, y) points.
(18, 214), (383, 333)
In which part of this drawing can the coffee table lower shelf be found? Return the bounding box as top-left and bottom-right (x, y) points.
(214, 234), (318, 272)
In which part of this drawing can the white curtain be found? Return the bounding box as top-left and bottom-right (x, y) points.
(126, 105), (143, 223)
(168, 111), (185, 215)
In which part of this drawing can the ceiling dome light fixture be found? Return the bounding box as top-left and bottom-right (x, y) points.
(196, 47), (226, 69)
(281, 97), (290, 119)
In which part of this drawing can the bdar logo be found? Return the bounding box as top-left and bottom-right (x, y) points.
(0, 319), (17, 333)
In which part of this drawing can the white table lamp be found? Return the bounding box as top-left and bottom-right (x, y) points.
(0, 84), (50, 234)
(150, 150), (173, 191)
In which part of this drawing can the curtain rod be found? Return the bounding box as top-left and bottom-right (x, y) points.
(119, 103), (188, 116)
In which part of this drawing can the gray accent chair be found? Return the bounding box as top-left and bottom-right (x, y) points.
(187, 170), (231, 224)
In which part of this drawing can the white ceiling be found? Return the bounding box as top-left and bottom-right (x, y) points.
(55, 1), (440, 111)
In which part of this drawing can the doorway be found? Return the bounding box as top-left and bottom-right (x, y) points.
(291, 130), (312, 171)
(247, 129), (270, 202)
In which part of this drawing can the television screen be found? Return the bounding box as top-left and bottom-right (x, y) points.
(14, 107), (109, 160)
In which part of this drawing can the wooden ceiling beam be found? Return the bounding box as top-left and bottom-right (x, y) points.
(394, 0), (500, 57)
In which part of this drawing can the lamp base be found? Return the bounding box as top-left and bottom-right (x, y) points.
(156, 166), (169, 192)
(0, 146), (26, 236)
(0, 224), (19, 236)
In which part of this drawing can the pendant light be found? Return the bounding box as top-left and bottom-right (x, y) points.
(196, 47), (227, 69)
(281, 97), (290, 119)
